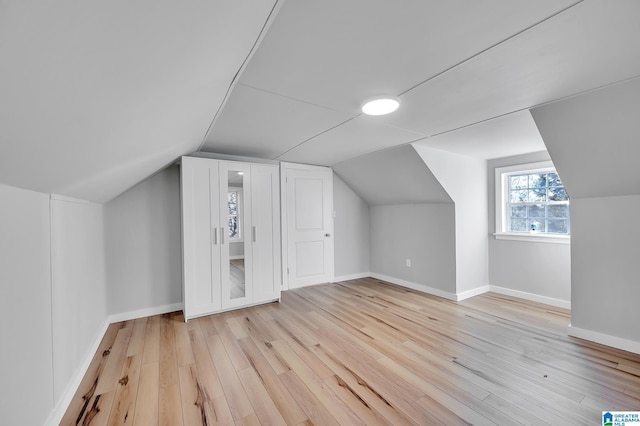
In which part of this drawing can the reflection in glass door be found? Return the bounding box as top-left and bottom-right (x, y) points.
(227, 170), (245, 300)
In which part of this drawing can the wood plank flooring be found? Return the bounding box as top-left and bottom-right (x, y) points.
(61, 278), (640, 425)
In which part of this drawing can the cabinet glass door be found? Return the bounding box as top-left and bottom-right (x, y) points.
(220, 162), (252, 309)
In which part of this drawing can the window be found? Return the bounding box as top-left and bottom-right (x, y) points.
(228, 189), (242, 240)
(495, 161), (570, 243)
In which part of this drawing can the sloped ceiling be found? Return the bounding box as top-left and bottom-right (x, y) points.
(418, 110), (546, 160)
(203, 0), (640, 166)
(4, 1), (640, 203)
(332, 145), (451, 206)
(531, 77), (640, 199)
(0, 0), (279, 202)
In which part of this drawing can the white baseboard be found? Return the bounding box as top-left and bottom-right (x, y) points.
(45, 318), (111, 426)
(333, 272), (370, 282)
(370, 273), (458, 301)
(457, 285), (491, 301)
(108, 302), (184, 323)
(45, 302), (184, 426)
(369, 273), (492, 302)
(489, 285), (571, 309)
(568, 324), (640, 355)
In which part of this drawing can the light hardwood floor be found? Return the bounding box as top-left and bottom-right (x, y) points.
(61, 278), (640, 425)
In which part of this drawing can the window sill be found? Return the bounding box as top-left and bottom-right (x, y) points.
(493, 233), (570, 244)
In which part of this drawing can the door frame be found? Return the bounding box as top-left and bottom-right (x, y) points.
(280, 162), (334, 291)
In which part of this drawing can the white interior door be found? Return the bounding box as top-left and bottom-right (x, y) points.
(282, 163), (334, 289)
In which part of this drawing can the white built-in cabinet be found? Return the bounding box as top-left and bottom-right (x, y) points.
(181, 156), (281, 320)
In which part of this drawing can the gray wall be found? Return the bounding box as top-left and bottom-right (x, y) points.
(333, 145), (451, 205)
(532, 78), (640, 343)
(370, 203), (456, 294)
(104, 166), (183, 315)
(0, 184), (54, 426)
(333, 174), (370, 278)
(570, 195), (640, 340)
(0, 185), (109, 425)
(333, 145), (455, 292)
(414, 145), (489, 293)
(50, 197), (108, 402)
(487, 152), (571, 303)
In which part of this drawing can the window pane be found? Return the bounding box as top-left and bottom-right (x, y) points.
(548, 187), (568, 201)
(528, 188), (547, 202)
(529, 174), (547, 188)
(228, 192), (237, 204)
(547, 219), (568, 234)
(228, 203), (237, 215)
(510, 205), (527, 218)
(528, 219), (543, 232)
(500, 165), (570, 236)
(527, 204), (545, 218)
(510, 190), (528, 203)
(510, 175), (528, 189)
(547, 173), (562, 187)
(548, 205), (568, 218)
(510, 219), (527, 232)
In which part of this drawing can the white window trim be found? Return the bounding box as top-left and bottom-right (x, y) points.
(494, 160), (570, 244)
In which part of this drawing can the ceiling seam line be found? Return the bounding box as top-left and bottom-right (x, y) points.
(197, 0), (282, 152)
(271, 117), (357, 160)
(398, 0), (586, 97)
(238, 83), (354, 115)
(420, 72), (640, 143)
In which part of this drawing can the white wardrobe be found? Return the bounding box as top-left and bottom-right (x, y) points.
(181, 156), (281, 320)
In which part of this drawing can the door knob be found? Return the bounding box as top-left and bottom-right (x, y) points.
(325, 233), (331, 237)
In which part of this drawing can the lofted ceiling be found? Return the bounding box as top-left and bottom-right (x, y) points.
(2, 1), (640, 203)
(332, 145), (451, 206)
(0, 0), (280, 202)
(204, 0), (640, 165)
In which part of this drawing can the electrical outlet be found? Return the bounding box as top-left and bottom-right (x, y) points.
(405, 258), (411, 267)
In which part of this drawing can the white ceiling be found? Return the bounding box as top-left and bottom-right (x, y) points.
(532, 77), (640, 199)
(204, 0), (640, 165)
(3, 1), (640, 202)
(415, 110), (546, 160)
(0, 0), (279, 202)
(332, 145), (451, 206)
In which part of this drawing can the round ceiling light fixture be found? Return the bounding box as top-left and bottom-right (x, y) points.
(361, 96), (400, 116)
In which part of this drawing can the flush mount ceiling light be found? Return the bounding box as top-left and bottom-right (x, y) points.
(361, 96), (400, 116)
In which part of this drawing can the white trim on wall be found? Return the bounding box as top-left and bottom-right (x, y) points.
(333, 272), (370, 282)
(45, 320), (110, 426)
(489, 285), (571, 309)
(457, 285), (491, 301)
(568, 325), (640, 355)
(340, 273), (571, 308)
(370, 273), (457, 301)
(369, 273), (491, 301)
(108, 303), (184, 323)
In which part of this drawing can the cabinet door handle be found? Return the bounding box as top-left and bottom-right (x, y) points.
(212, 227), (218, 245)
(252, 226), (257, 242)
